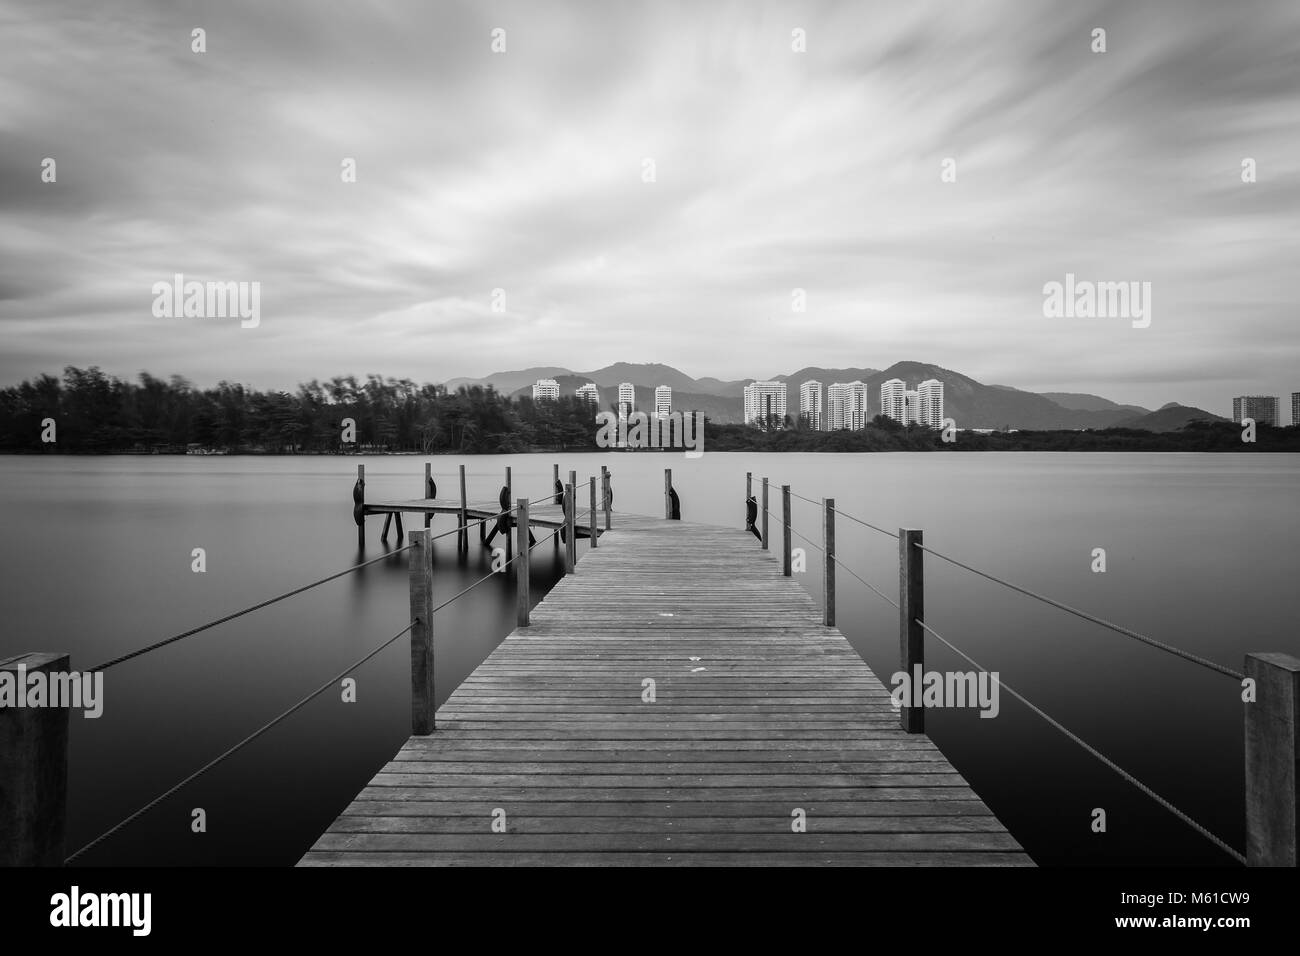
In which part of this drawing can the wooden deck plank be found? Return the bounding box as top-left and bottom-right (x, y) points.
(301, 510), (1031, 866)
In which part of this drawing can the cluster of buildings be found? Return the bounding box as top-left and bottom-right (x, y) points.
(744, 378), (945, 430)
(1231, 393), (1300, 427)
(532, 379), (672, 422)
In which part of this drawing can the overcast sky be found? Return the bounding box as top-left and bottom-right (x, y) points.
(2, 0), (1297, 414)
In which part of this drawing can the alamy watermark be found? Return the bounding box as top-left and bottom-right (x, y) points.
(595, 411), (703, 458)
(0, 664), (103, 718)
(152, 273), (261, 328)
(890, 665), (1000, 718)
(1043, 272), (1151, 329)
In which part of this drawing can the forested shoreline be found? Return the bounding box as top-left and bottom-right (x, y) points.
(2, 366), (1296, 454)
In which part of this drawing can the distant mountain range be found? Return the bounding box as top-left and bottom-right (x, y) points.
(444, 361), (1222, 431)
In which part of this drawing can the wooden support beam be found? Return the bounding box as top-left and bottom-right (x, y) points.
(1245, 652), (1300, 866)
(354, 464), (365, 549)
(745, 472), (753, 530)
(408, 529), (434, 735)
(601, 466), (611, 531)
(899, 528), (925, 734)
(504, 466), (513, 563)
(0, 652), (69, 866)
(516, 499), (530, 627)
(568, 471), (578, 566)
(381, 512), (393, 543)
(761, 478), (769, 551)
(823, 498), (835, 627)
(664, 468), (673, 520)
(393, 512), (404, 546)
(589, 476), (598, 548)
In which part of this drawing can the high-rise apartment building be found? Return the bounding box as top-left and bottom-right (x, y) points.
(1291, 392), (1299, 427)
(827, 381), (868, 430)
(800, 380), (824, 430)
(1233, 395), (1279, 426)
(917, 379), (945, 428)
(904, 390), (919, 425)
(743, 381), (787, 427)
(532, 379), (560, 401)
(575, 383), (599, 406)
(655, 385), (672, 418)
(880, 379), (906, 423)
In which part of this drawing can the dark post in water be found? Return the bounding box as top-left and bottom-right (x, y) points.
(408, 528), (434, 735)
(1244, 652), (1300, 866)
(0, 652), (69, 866)
(899, 528), (925, 734)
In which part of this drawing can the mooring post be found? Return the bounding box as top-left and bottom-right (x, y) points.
(568, 470), (578, 566)
(458, 464), (468, 552)
(745, 472), (753, 530)
(0, 653), (69, 866)
(408, 529), (434, 735)
(761, 477), (769, 550)
(423, 462), (433, 528)
(589, 476), (598, 548)
(354, 464), (365, 548)
(899, 528), (925, 734)
(601, 466), (611, 530)
(664, 468), (673, 520)
(782, 485), (792, 576)
(504, 466), (513, 563)
(516, 499), (530, 626)
(553, 463), (561, 503)
(564, 480), (576, 574)
(823, 498), (836, 626)
(1244, 652), (1300, 866)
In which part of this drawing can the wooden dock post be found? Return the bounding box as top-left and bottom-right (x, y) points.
(782, 485), (792, 576)
(354, 464), (365, 548)
(761, 478), (769, 550)
(899, 528), (925, 733)
(564, 480), (576, 574)
(1245, 652), (1300, 866)
(589, 477), (598, 548)
(423, 463), (433, 529)
(553, 463), (561, 503)
(601, 466), (611, 530)
(568, 470), (578, 564)
(408, 529), (434, 735)
(458, 464), (468, 551)
(664, 469), (672, 520)
(516, 499), (530, 626)
(823, 498), (835, 626)
(745, 472), (753, 531)
(0, 652), (69, 866)
(504, 466), (513, 563)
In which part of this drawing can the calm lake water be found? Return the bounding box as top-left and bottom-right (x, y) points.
(1, 452), (1296, 866)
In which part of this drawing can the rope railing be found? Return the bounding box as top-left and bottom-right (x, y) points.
(914, 616), (1247, 865)
(743, 470), (1295, 867)
(65, 619), (418, 864)
(912, 541), (1245, 681)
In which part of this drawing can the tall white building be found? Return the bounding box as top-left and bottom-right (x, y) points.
(655, 385), (672, 418)
(1233, 396), (1279, 426)
(617, 382), (635, 445)
(743, 381), (787, 427)
(532, 379), (560, 401)
(827, 381), (868, 430)
(799, 380), (823, 430)
(880, 379), (906, 423)
(575, 383), (599, 406)
(904, 390), (919, 425)
(917, 379), (945, 428)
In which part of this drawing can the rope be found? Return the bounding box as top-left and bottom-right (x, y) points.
(65, 620), (417, 864)
(913, 617), (1246, 865)
(757, 483), (895, 538)
(829, 553), (899, 609)
(88, 546), (414, 672)
(913, 542), (1244, 681)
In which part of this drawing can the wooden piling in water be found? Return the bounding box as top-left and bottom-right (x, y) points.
(504, 466), (513, 563)
(1245, 652), (1300, 866)
(824, 498), (835, 627)
(745, 472), (753, 531)
(516, 499), (530, 626)
(899, 528), (925, 734)
(354, 464), (365, 548)
(423, 463), (433, 528)
(664, 469), (673, 520)
(408, 529), (434, 735)
(589, 477), (598, 548)
(601, 466), (611, 530)
(0, 652), (69, 866)
(458, 464), (468, 551)
(761, 478), (769, 550)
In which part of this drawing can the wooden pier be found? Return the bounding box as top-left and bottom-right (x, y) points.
(301, 507), (1030, 866)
